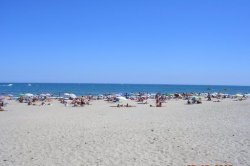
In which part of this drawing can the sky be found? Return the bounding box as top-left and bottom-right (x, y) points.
(0, 0), (250, 85)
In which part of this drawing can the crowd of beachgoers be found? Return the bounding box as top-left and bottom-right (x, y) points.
(1, 92), (250, 166)
(0, 92), (249, 111)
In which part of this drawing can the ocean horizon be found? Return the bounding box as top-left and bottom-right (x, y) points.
(1, 83), (250, 96)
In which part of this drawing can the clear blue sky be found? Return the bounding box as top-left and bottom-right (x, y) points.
(1, 0), (250, 85)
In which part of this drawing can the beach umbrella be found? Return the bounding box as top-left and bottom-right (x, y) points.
(245, 94), (250, 97)
(191, 96), (199, 100)
(64, 93), (70, 96)
(149, 93), (156, 98)
(235, 94), (243, 98)
(211, 93), (218, 96)
(45, 93), (51, 96)
(115, 94), (122, 97)
(24, 93), (34, 97)
(69, 94), (77, 99)
(117, 96), (128, 104)
(200, 93), (208, 97)
(135, 93), (141, 96)
(117, 96), (127, 101)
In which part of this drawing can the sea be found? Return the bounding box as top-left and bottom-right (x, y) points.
(0, 83), (250, 96)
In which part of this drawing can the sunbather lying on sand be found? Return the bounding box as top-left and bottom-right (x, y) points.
(187, 98), (202, 105)
(197, 100), (202, 104)
(238, 97), (247, 101)
(138, 101), (148, 104)
(111, 103), (136, 108)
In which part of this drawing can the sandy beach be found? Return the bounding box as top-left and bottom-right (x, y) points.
(0, 99), (250, 166)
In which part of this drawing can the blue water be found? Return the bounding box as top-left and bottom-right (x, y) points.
(0, 83), (250, 96)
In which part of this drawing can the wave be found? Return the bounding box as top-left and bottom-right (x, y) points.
(0, 84), (13, 87)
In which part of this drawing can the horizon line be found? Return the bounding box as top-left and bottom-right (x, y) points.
(0, 82), (250, 87)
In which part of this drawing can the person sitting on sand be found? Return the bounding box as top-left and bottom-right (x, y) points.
(73, 102), (79, 107)
(156, 101), (162, 107)
(156, 98), (159, 107)
(155, 95), (163, 107)
(28, 101), (32, 106)
(191, 98), (196, 104)
(187, 100), (192, 105)
(197, 98), (202, 104)
(239, 97), (244, 101)
(207, 93), (212, 101)
(80, 99), (85, 107)
(18, 97), (24, 103)
(32, 98), (37, 103)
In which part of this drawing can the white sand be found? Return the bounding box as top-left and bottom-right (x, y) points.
(0, 99), (250, 166)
